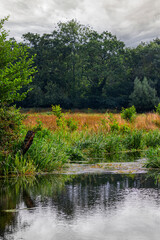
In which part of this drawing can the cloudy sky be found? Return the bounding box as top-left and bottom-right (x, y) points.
(0, 0), (160, 46)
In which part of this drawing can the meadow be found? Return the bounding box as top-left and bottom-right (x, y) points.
(23, 111), (160, 132)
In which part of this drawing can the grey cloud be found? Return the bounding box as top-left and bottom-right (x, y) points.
(1, 0), (160, 46)
(54, 0), (83, 12)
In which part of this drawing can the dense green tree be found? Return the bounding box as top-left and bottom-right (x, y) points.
(128, 41), (160, 97)
(0, 17), (36, 154)
(18, 20), (160, 112)
(0, 17), (36, 106)
(81, 31), (128, 108)
(130, 77), (159, 112)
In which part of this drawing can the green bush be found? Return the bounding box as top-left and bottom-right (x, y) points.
(66, 118), (78, 131)
(0, 106), (25, 154)
(52, 105), (63, 118)
(119, 124), (131, 133)
(109, 120), (120, 132)
(155, 103), (160, 115)
(56, 117), (67, 128)
(121, 106), (136, 122)
(52, 105), (78, 132)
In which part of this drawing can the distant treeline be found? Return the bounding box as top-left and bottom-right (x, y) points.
(18, 19), (160, 111)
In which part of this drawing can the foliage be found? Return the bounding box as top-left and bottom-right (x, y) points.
(119, 124), (131, 133)
(122, 130), (143, 150)
(0, 17), (37, 175)
(130, 77), (159, 112)
(3, 115), (160, 174)
(0, 106), (25, 154)
(23, 128), (69, 171)
(21, 19), (128, 109)
(155, 103), (160, 115)
(0, 17), (36, 157)
(0, 17), (36, 106)
(144, 130), (160, 148)
(66, 118), (78, 131)
(121, 106), (136, 122)
(0, 152), (36, 175)
(17, 20), (160, 112)
(52, 105), (78, 132)
(52, 105), (63, 118)
(109, 120), (120, 132)
(145, 148), (160, 168)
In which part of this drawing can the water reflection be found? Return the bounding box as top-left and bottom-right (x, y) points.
(0, 173), (160, 240)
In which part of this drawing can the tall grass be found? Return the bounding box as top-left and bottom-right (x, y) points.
(2, 111), (160, 175)
(145, 148), (160, 169)
(23, 112), (160, 132)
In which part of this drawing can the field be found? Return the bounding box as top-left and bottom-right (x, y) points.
(23, 112), (160, 132)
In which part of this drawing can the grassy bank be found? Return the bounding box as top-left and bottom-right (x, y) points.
(0, 108), (160, 175)
(1, 110), (160, 175)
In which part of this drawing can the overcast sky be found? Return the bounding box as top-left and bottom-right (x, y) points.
(1, 0), (160, 46)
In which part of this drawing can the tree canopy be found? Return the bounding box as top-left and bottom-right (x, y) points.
(7, 18), (160, 112)
(0, 17), (36, 153)
(0, 17), (36, 106)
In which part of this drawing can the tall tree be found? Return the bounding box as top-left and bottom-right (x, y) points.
(130, 77), (159, 112)
(82, 30), (126, 108)
(0, 17), (36, 154)
(0, 17), (36, 106)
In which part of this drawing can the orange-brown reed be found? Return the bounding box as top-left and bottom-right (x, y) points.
(23, 112), (160, 132)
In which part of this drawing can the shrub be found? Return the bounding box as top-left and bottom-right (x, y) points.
(52, 105), (63, 118)
(109, 121), (120, 132)
(121, 105), (136, 122)
(119, 124), (131, 133)
(52, 105), (78, 131)
(56, 117), (67, 129)
(155, 103), (160, 115)
(66, 118), (78, 131)
(0, 106), (25, 155)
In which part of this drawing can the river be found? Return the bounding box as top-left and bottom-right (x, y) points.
(0, 173), (160, 240)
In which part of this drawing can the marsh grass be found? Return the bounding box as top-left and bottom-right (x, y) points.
(145, 148), (160, 168)
(19, 117), (160, 164)
(23, 112), (160, 132)
(2, 111), (160, 175)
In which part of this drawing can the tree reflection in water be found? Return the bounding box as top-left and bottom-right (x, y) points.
(0, 173), (159, 239)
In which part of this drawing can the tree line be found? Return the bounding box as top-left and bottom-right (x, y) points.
(17, 19), (160, 111)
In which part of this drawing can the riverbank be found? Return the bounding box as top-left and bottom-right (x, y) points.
(2, 111), (160, 175)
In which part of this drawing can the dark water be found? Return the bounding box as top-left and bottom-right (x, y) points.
(0, 173), (160, 240)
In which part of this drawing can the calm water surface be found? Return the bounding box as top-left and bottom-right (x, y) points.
(0, 173), (160, 240)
